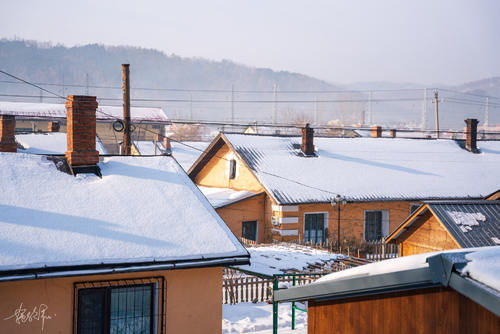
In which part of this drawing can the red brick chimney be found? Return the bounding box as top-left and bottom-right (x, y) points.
(0, 115), (17, 152)
(465, 119), (479, 153)
(155, 134), (171, 151)
(48, 121), (60, 132)
(65, 96), (99, 166)
(371, 126), (382, 138)
(301, 123), (314, 156)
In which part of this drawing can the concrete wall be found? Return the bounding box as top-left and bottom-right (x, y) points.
(0, 267), (222, 334)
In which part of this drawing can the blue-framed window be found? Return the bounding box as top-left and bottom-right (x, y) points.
(304, 213), (326, 245)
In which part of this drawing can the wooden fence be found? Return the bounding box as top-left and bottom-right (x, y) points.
(237, 236), (257, 247)
(292, 238), (399, 261)
(222, 255), (371, 304)
(223, 269), (320, 304)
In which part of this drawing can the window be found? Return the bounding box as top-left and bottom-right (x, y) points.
(75, 277), (165, 334)
(229, 159), (237, 179)
(242, 221), (257, 241)
(364, 211), (389, 241)
(304, 213), (326, 245)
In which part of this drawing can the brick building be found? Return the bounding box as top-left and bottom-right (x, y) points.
(188, 125), (500, 246)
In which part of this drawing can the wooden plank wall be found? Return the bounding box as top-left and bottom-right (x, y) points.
(308, 287), (500, 334)
(400, 211), (460, 256)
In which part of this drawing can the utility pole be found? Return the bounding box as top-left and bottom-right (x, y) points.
(485, 97), (489, 126)
(231, 84), (234, 126)
(122, 64), (131, 155)
(368, 91), (372, 124)
(314, 96), (318, 125)
(39, 89), (43, 103)
(434, 90), (440, 139)
(273, 84), (277, 125)
(85, 73), (89, 95)
(421, 88), (427, 130)
(189, 94), (193, 121)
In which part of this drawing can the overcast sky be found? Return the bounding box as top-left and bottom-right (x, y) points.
(1, 0), (499, 85)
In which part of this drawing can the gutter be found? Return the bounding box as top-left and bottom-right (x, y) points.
(0, 255), (250, 283)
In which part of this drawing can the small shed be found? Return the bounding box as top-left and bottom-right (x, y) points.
(386, 201), (500, 256)
(274, 248), (500, 334)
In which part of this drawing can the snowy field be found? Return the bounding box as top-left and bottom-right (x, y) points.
(237, 243), (343, 275)
(223, 302), (307, 334)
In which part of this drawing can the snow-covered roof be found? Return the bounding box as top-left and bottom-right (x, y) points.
(0, 101), (169, 123)
(274, 247), (500, 316)
(16, 132), (107, 155)
(387, 201), (500, 248)
(133, 140), (209, 171)
(236, 243), (343, 276)
(0, 152), (248, 278)
(315, 247), (500, 291)
(198, 186), (260, 209)
(171, 141), (210, 171)
(221, 133), (500, 204)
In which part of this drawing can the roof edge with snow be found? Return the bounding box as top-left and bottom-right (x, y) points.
(0, 254), (250, 283)
(274, 251), (500, 317)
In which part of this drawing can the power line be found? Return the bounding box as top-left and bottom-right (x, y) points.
(0, 70), (66, 100)
(0, 93), (432, 104)
(0, 79), (436, 94)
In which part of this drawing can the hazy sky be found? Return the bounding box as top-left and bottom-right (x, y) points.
(1, 0), (499, 85)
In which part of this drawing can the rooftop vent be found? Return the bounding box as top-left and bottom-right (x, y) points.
(371, 126), (382, 138)
(0, 115), (17, 152)
(465, 119), (479, 153)
(65, 95), (101, 176)
(301, 123), (315, 156)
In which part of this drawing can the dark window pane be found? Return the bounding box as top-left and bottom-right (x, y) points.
(304, 214), (325, 245)
(78, 288), (106, 334)
(365, 211), (382, 241)
(242, 221), (257, 241)
(110, 285), (153, 334)
(229, 159), (236, 179)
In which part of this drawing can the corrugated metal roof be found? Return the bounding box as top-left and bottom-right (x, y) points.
(428, 201), (500, 248)
(225, 133), (500, 205)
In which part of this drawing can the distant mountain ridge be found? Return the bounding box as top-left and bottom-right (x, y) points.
(0, 39), (337, 93)
(0, 39), (498, 127)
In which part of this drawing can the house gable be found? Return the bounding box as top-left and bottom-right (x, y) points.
(190, 135), (264, 192)
(396, 209), (461, 255)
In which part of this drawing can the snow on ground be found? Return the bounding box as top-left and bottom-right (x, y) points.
(237, 243), (343, 276)
(223, 302), (306, 334)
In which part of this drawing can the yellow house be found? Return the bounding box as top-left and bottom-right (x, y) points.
(0, 97), (248, 334)
(188, 125), (500, 246)
(385, 201), (500, 256)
